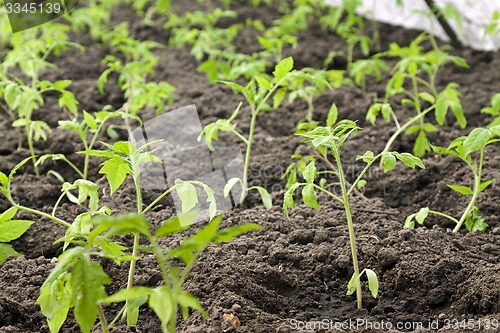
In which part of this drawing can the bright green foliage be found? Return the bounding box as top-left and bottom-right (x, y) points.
(369, 33), (469, 157)
(38, 213), (261, 333)
(484, 11), (500, 40)
(283, 118), (424, 309)
(405, 126), (500, 232)
(0, 33), (81, 175)
(0, 207), (34, 265)
(481, 93), (500, 127)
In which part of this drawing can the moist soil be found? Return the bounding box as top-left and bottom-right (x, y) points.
(0, 1), (499, 333)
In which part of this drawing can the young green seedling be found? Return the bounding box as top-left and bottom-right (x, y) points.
(97, 24), (175, 135)
(36, 108), (140, 181)
(283, 119), (424, 309)
(201, 57), (335, 207)
(405, 126), (500, 232)
(81, 140), (218, 322)
(368, 33), (469, 157)
(38, 212), (262, 333)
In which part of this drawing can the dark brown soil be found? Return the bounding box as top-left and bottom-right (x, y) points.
(0, 1), (499, 333)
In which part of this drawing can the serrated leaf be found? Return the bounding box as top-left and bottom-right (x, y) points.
(37, 271), (72, 332)
(326, 103), (338, 127)
(414, 131), (431, 157)
(149, 286), (174, 327)
(356, 151), (374, 163)
(302, 184), (320, 209)
(302, 161), (317, 183)
(448, 184), (472, 195)
(99, 287), (149, 326)
(273, 56), (294, 79)
(382, 153), (396, 173)
(71, 259), (111, 333)
(99, 158), (131, 195)
(365, 269), (379, 298)
(419, 91), (435, 104)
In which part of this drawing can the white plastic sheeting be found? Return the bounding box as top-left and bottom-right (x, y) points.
(325, 0), (500, 50)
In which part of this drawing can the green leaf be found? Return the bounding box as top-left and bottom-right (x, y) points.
(37, 271), (72, 333)
(382, 153), (396, 173)
(0, 172), (8, 186)
(214, 223), (263, 243)
(273, 56), (294, 79)
(252, 186), (272, 209)
(404, 213), (416, 229)
(283, 186), (297, 216)
(346, 272), (357, 296)
(302, 161), (317, 183)
(414, 131), (431, 157)
(302, 184), (320, 209)
(395, 153), (425, 169)
(148, 286), (174, 327)
(464, 206), (488, 232)
(154, 214), (191, 238)
(463, 128), (491, 155)
(415, 207), (429, 224)
(273, 88), (287, 109)
(479, 180), (494, 192)
(326, 103), (338, 127)
(4, 83), (18, 107)
(365, 269), (379, 298)
(178, 291), (208, 320)
(99, 158), (131, 195)
(83, 111), (98, 130)
(356, 150), (375, 163)
(175, 180), (199, 214)
(0, 219), (34, 242)
(99, 287), (149, 326)
(71, 259), (111, 333)
(0, 207), (18, 223)
(447, 184), (472, 195)
(0, 243), (22, 265)
(254, 76), (270, 90)
(223, 178), (242, 198)
(418, 91), (435, 104)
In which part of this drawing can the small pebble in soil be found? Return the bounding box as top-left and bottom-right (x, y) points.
(231, 303), (242, 312)
(378, 247), (399, 269)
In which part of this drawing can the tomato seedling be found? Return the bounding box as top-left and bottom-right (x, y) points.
(406, 126), (500, 232)
(284, 119), (424, 309)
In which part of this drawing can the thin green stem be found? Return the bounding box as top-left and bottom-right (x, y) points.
(16, 204), (71, 228)
(122, 175), (143, 321)
(453, 148), (484, 232)
(381, 105), (435, 155)
(97, 305), (110, 333)
(240, 111), (257, 204)
(347, 153), (383, 197)
(142, 186), (176, 214)
(310, 183), (343, 205)
(332, 148), (362, 309)
(427, 209), (459, 224)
